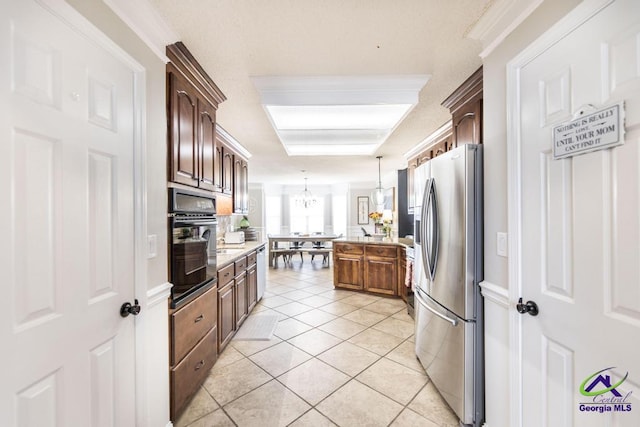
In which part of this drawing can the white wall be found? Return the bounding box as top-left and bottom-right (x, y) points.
(480, 1), (581, 426)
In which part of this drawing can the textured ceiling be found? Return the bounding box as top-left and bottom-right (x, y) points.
(148, 0), (490, 186)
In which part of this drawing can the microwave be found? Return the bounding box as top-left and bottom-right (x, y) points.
(225, 231), (245, 244)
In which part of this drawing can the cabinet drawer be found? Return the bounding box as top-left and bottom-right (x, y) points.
(235, 256), (247, 274)
(217, 263), (235, 287)
(335, 243), (364, 255)
(170, 326), (217, 419)
(171, 286), (217, 365)
(365, 245), (397, 258)
(247, 250), (257, 266)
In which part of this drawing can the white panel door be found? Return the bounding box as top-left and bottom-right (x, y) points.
(0, 0), (138, 426)
(516, 0), (640, 426)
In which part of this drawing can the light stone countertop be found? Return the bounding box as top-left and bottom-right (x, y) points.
(334, 236), (414, 248)
(216, 240), (267, 268)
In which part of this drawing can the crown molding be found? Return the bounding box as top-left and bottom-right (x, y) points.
(102, 0), (179, 63)
(216, 125), (252, 159)
(466, 0), (544, 59)
(404, 121), (452, 159)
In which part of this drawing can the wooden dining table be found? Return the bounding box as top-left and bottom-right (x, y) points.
(268, 234), (339, 267)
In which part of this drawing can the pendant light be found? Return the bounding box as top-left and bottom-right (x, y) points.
(295, 172), (318, 209)
(372, 156), (384, 208)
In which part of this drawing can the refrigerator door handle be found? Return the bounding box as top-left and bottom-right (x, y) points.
(420, 178), (431, 279)
(416, 290), (458, 326)
(430, 178), (439, 280)
(425, 179), (439, 281)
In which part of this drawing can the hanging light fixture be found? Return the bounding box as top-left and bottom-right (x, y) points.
(372, 156), (384, 208)
(295, 171), (318, 209)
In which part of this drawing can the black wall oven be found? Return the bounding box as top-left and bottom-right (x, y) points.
(168, 188), (217, 307)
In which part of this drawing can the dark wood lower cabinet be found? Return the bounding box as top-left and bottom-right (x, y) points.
(399, 250), (408, 302)
(170, 326), (217, 419)
(247, 265), (257, 311)
(334, 242), (399, 296)
(235, 272), (248, 328)
(364, 257), (397, 296)
(334, 255), (364, 290)
(217, 282), (235, 352)
(169, 245), (266, 422)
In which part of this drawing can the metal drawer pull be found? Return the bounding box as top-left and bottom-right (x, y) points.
(194, 360), (204, 371)
(194, 314), (204, 323)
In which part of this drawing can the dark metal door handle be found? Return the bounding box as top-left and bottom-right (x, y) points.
(120, 299), (141, 317)
(516, 298), (539, 316)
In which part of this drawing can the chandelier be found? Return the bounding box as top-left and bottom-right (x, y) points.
(372, 155), (384, 208)
(295, 174), (318, 209)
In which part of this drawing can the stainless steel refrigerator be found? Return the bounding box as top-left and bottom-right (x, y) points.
(413, 144), (484, 427)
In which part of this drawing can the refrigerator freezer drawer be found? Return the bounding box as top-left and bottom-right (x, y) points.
(415, 289), (476, 425)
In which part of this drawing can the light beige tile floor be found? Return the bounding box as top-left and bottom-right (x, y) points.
(176, 254), (458, 427)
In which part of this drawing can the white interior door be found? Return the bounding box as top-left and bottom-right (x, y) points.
(514, 0), (640, 426)
(0, 0), (138, 425)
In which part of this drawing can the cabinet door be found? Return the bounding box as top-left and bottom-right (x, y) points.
(398, 256), (407, 302)
(247, 266), (257, 312)
(235, 273), (248, 327)
(233, 157), (243, 213)
(198, 99), (217, 191)
(364, 257), (397, 296)
(407, 157), (418, 214)
(334, 255), (363, 290)
(168, 71), (198, 187)
(241, 161), (249, 214)
(213, 134), (224, 192)
(217, 282), (235, 352)
(222, 146), (233, 194)
(452, 98), (482, 147)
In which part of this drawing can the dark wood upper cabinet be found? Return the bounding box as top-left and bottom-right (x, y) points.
(442, 66), (483, 148)
(168, 71), (198, 187)
(233, 157), (249, 214)
(404, 67), (482, 215)
(167, 42), (226, 190)
(198, 100), (217, 191)
(222, 145), (234, 195)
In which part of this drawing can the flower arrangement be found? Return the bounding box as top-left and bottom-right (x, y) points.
(382, 219), (392, 238)
(368, 211), (383, 223)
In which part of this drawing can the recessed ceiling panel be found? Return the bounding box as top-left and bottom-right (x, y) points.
(254, 75), (429, 156)
(278, 129), (389, 145)
(266, 104), (413, 130)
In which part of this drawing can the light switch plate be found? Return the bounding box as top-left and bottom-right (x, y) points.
(147, 234), (157, 259)
(497, 232), (508, 257)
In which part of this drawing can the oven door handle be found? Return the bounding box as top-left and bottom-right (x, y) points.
(173, 219), (218, 226)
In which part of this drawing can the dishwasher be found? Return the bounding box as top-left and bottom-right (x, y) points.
(256, 245), (266, 300)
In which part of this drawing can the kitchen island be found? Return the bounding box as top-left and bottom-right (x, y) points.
(332, 237), (413, 299)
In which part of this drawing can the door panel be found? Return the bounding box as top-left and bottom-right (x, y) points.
(199, 100), (216, 191)
(169, 71), (198, 187)
(1, 1), (137, 425)
(516, 1), (640, 425)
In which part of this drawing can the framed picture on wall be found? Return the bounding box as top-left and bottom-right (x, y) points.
(383, 187), (395, 211)
(357, 196), (370, 224)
